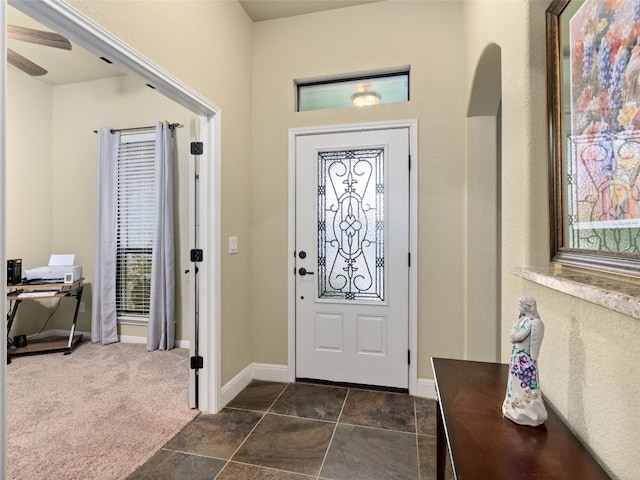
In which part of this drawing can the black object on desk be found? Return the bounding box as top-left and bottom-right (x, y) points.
(7, 259), (22, 285)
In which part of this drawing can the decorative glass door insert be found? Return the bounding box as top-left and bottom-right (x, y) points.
(317, 148), (384, 302)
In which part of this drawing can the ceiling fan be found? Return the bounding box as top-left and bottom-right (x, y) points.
(7, 24), (72, 76)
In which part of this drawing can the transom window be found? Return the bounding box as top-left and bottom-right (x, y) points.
(297, 70), (409, 112)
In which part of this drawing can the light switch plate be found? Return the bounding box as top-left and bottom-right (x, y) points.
(229, 236), (239, 254)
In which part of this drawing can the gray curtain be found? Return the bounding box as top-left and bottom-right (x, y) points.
(91, 127), (120, 345)
(147, 122), (175, 351)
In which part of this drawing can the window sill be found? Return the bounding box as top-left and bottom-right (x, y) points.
(512, 265), (640, 320)
(117, 315), (148, 326)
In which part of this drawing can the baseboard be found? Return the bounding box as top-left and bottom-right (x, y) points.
(117, 334), (189, 349)
(220, 364), (254, 407)
(220, 362), (290, 407)
(415, 378), (437, 399)
(220, 364), (431, 405)
(119, 334), (146, 344)
(252, 363), (289, 383)
(32, 329), (188, 349)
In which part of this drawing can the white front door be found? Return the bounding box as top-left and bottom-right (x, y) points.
(295, 127), (410, 389)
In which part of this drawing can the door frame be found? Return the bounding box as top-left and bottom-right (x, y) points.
(1, 0), (222, 418)
(287, 119), (419, 394)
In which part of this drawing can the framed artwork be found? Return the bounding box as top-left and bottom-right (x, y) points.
(547, 0), (640, 276)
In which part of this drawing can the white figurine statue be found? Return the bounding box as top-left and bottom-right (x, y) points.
(502, 296), (548, 427)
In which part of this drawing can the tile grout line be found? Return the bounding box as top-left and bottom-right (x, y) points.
(213, 383), (291, 480)
(259, 410), (338, 424)
(140, 383), (436, 479)
(226, 459), (317, 479)
(315, 387), (351, 480)
(268, 382), (292, 411)
(336, 420), (417, 435)
(159, 447), (227, 461)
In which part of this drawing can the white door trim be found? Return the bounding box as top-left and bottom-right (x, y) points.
(3, 1), (222, 413)
(288, 119), (418, 394)
(0, 3), (7, 477)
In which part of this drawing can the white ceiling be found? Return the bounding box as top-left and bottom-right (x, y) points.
(7, 5), (127, 86)
(7, 1), (384, 86)
(238, 0), (384, 22)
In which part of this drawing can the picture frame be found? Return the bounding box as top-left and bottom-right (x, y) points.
(547, 0), (640, 276)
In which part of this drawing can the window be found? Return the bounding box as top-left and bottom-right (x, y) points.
(317, 148), (385, 301)
(116, 132), (155, 319)
(547, 0), (640, 276)
(297, 70), (409, 112)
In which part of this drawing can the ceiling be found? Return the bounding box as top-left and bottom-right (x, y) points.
(238, 0), (384, 22)
(7, 1), (384, 86)
(7, 5), (127, 86)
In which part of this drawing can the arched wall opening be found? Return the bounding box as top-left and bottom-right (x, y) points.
(465, 43), (502, 362)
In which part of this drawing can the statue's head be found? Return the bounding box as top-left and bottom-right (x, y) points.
(519, 296), (538, 317)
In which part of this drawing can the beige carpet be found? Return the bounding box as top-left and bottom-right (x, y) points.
(6, 341), (199, 480)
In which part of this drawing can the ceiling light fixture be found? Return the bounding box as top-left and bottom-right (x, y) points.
(351, 90), (381, 107)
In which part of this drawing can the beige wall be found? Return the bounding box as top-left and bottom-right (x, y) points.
(6, 69), (54, 336)
(251, 0), (467, 376)
(7, 71), (196, 340)
(464, 1), (639, 478)
(49, 75), (196, 339)
(6, 69), (52, 266)
(8, 2), (637, 477)
(69, 0), (254, 383)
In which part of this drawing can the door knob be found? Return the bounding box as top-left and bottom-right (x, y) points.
(298, 267), (314, 276)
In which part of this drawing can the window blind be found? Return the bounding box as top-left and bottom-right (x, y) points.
(116, 133), (155, 317)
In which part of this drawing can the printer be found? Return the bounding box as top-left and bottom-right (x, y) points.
(25, 254), (82, 283)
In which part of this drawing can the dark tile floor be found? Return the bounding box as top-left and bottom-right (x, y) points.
(128, 380), (451, 480)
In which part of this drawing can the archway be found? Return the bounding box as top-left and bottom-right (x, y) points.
(465, 43), (502, 362)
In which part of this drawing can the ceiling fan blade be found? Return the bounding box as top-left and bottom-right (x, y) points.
(8, 25), (72, 50)
(7, 48), (47, 76)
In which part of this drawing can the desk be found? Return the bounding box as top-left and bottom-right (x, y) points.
(431, 357), (610, 480)
(6, 278), (84, 359)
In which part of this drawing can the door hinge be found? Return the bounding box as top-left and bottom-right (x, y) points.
(408, 154), (411, 171)
(190, 141), (203, 155)
(408, 350), (411, 365)
(190, 249), (203, 262)
(408, 252), (411, 267)
(190, 356), (203, 369)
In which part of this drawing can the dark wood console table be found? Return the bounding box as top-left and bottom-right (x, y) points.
(431, 357), (610, 479)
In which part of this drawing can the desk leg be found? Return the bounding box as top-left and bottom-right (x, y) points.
(65, 286), (83, 354)
(6, 299), (21, 363)
(6, 299), (22, 341)
(436, 399), (445, 480)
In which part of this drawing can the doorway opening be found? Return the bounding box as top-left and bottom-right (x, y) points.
(1, 0), (221, 446)
(288, 120), (419, 393)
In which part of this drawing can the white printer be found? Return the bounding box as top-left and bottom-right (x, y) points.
(25, 254), (82, 283)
